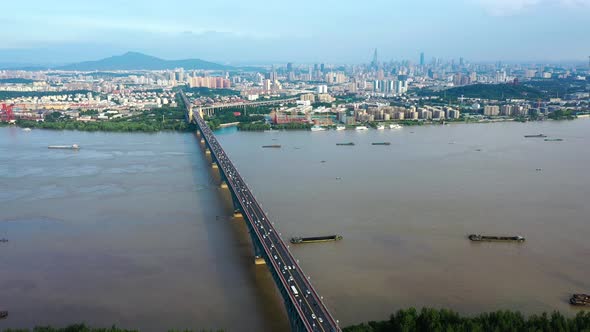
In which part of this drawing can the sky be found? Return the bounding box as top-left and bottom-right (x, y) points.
(1, 0), (589, 65)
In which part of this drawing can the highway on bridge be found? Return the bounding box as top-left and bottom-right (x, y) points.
(182, 91), (339, 332)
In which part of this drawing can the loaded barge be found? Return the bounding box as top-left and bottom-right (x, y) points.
(372, 142), (391, 146)
(48, 144), (80, 150)
(291, 235), (343, 244)
(336, 142), (355, 146)
(468, 234), (525, 242)
(262, 145), (281, 148)
(524, 134), (547, 138)
(570, 294), (590, 306)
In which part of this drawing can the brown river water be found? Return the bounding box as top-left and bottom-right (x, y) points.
(1, 119), (589, 331)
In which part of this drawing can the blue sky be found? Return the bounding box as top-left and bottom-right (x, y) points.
(1, 0), (589, 64)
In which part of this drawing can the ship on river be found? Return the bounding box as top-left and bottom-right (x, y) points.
(524, 134), (547, 138)
(468, 234), (525, 242)
(48, 144), (80, 150)
(291, 235), (343, 244)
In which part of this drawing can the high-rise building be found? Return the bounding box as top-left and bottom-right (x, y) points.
(371, 48), (378, 69)
(420, 52), (425, 66)
(287, 62), (293, 72)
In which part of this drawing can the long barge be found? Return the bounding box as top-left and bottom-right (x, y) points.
(291, 235), (343, 244)
(336, 142), (355, 146)
(570, 294), (590, 306)
(372, 142), (391, 146)
(524, 134), (547, 138)
(262, 145), (281, 148)
(468, 234), (525, 242)
(48, 144), (80, 150)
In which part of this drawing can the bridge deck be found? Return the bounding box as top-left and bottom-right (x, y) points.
(182, 92), (339, 332)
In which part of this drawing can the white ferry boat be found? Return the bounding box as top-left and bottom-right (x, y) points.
(311, 125), (326, 132)
(389, 124), (403, 129)
(355, 126), (368, 131)
(336, 125), (346, 131)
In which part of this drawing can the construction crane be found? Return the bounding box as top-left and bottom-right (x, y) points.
(1, 104), (15, 123)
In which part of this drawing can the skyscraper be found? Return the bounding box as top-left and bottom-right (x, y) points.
(371, 48), (378, 69)
(420, 52), (425, 66)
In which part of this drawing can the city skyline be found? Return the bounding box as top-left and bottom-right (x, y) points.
(2, 0), (590, 65)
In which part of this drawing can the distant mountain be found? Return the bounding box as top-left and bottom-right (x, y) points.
(55, 52), (231, 71)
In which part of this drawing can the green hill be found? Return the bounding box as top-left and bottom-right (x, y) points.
(56, 52), (231, 71)
(431, 83), (545, 101)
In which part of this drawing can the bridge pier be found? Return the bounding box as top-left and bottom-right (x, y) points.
(212, 162), (218, 169)
(220, 182), (228, 189)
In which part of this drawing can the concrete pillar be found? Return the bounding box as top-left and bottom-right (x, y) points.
(205, 149), (211, 155)
(233, 211), (243, 218)
(200, 138), (205, 143)
(254, 256), (266, 265)
(212, 163), (218, 169)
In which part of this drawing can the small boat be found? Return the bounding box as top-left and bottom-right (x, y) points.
(48, 144), (80, 150)
(336, 142), (355, 146)
(320, 160), (327, 163)
(372, 142), (391, 146)
(544, 138), (563, 142)
(355, 126), (368, 131)
(336, 125), (346, 131)
(570, 297), (590, 306)
(23, 128), (32, 132)
(0, 311), (7, 319)
(389, 124), (402, 129)
(335, 177), (342, 180)
(291, 235), (343, 244)
(572, 293), (590, 301)
(311, 125), (326, 132)
(376, 124), (385, 130)
(0, 239), (8, 243)
(262, 145), (281, 148)
(524, 134), (547, 138)
(468, 234), (525, 242)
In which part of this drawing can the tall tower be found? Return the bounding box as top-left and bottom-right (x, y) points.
(420, 52), (425, 66)
(370, 48), (379, 71)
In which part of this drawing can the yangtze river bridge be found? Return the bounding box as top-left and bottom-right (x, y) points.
(180, 91), (340, 332)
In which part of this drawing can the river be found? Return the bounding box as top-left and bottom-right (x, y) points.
(1, 119), (589, 331)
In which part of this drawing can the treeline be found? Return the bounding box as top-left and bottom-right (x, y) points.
(2, 324), (223, 332)
(16, 119), (195, 133)
(184, 87), (238, 97)
(548, 109), (576, 120)
(237, 122), (271, 131)
(343, 308), (590, 332)
(0, 90), (93, 99)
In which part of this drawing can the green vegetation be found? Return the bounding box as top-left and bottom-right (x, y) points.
(343, 308), (590, 332)
(0, 78), (37, 84)
(0, 90), (93, 100)
(237, 122), (271, 131)
(523, 78), (588, 98)
(273, 122), (313, 130)
(419, 84), (544, 102)
(14, 94), (196, 133)
(548, 109), (576, 120)
(2, 324), (223, 332)
(184, 87), (239, 97)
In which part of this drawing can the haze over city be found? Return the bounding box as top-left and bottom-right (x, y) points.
(2, 0), (590, 65)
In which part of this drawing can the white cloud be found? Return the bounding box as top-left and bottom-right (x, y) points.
(476, 0), (590, 15)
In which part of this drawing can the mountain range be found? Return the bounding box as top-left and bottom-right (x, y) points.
(54, 52), (231, 71)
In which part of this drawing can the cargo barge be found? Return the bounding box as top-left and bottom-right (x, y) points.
(544, 138), (563, 142)
(0, 238), (8, 243)
(48, 144), (80, 150)
(336, 142), (355, 146)
(291, 235), (343, 244)
(372, 142), (391, 146)
(262, 145), (281, 148)
(468, 234), (525, 242)
(570, 294), (590, 306)
(524, 134), (547, 138)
